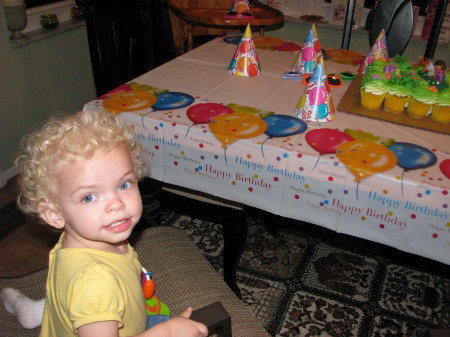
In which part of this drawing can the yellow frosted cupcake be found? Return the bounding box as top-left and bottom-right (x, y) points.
(407, 84), (436, 118)
(360, 77), (388, 110)
(431, 88), (450, 124)
(384, 80), (410, 114)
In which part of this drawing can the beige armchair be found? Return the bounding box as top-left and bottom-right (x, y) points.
(0, 226), (270, 337)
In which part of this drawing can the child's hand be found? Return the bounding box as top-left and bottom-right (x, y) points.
(142, 307), (208, 337)
(167, 307), (208, 337)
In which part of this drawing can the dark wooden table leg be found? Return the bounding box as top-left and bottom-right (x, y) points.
(222, 208), (248, 298)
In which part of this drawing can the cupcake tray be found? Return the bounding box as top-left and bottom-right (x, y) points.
(337, 75), (450, 135)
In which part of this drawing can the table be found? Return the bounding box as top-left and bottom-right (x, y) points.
(84, 37), (450, 274)
(167, 0), (284, 54)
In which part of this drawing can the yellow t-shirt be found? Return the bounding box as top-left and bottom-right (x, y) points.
(39, 233), (147, 337)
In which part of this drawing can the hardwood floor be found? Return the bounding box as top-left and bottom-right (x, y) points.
(0, 176), (59, 278)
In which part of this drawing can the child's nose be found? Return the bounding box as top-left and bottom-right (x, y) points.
(107, 196), (125, 212)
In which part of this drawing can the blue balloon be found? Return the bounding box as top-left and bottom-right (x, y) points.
(229, 58), (237, 70)
(388, 142), (437, 171)
(263, 114), (307, 138)
(310, 62), (324, 83)
(316, 103), (329, 119)
(304, 28), (314, 44)
(152, 92), (194, 110)
(304, 60), (315, 73)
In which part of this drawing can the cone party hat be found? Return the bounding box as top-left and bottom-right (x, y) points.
(290, 24), (325, 75)
(228, 24), (261, 77)
(295, 57), (335, 122)
(358, 29), (389, 73)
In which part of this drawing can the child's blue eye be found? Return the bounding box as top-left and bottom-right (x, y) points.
(119, 182), (131, 190)
(82, 194), (97, 203)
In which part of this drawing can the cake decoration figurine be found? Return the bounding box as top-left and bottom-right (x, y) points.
(434, 60), (446, 84)
(283, 24), (324, 79)
(225, 0), (254, 19)
(358, 29), (389, 74)
(295, 57), (335, 122)
(416, 58), (449, 92)
(228, 24), (261, 77)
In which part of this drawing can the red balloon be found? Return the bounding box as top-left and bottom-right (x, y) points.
(187, 103), (233, 124)
(306, 128), (354, 155)
(314, 40), (321, 53)
(440, 159), (450, 179)
(240, 41), (251, 53)
(247, 63), (259, 76)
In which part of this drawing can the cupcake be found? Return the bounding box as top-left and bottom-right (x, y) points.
(360, 76), (388, 110)
(364, 59), (388, 77)
(406, 84), (437, 118)
(384, 78), (410, 114)
(431, 88), (450, 124)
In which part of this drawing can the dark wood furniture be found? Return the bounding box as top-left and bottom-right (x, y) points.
(167, 0), (284, 54)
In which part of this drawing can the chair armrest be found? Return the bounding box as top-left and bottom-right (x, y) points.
(191, 302), (232, 337)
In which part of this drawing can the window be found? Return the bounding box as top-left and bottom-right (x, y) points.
(25, 0), (65, 9)
(274, 0), (430, 18)
(23, 0), (75, 33)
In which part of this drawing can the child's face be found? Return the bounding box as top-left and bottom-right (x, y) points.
(49, 145), (143, 251)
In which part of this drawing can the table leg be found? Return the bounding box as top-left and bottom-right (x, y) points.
(259, 26), (264, 36)
(153, 181), (248, 298)
(187, 23), (194, 51)
(222, 208), (248, 298)
(261, 210), (283, 235)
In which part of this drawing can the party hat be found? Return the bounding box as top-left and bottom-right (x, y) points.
(295, 58), (335, 122)
(229, 0), (251, 12)
(228, 24), (261, 77)
(290, 24), (324, 75)
(225, 0), (254, 19)
(358, 29), (389, 73)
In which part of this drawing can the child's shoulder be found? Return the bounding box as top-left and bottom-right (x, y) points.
(51, 249), (119, 285)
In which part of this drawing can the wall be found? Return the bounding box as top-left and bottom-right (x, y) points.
(0, 9), (96, 186)
(266, 21), (450, 65)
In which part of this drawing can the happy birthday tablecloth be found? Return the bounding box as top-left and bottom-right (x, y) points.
(84, 37), (450, 265)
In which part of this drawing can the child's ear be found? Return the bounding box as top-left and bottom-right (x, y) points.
(38, 202), (65, 229)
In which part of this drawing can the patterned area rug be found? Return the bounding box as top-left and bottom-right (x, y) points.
(159, 212), (450, 337)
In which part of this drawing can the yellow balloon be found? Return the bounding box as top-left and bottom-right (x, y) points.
(296, 92), (306, 110)
(103, 91), (157, 114)
(336, 140), (397, 182)
(209, 112), (267, 148)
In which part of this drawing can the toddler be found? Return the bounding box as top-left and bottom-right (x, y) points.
(1, 110), (207, 337)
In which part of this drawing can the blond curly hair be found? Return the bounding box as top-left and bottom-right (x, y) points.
(16, 110), (148, 217)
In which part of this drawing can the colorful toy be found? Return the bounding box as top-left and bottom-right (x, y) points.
(141, 267), (170, 316)
(225, 0), (254, 19)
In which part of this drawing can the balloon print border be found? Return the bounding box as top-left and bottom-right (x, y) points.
(95, 84), (448, 194)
